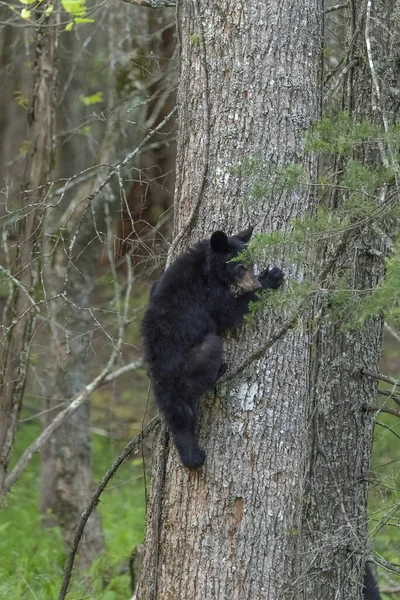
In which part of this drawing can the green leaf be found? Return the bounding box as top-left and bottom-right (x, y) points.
(80, 92), (104, 106)
(61, 0), (86, 16)
(21, 8), (31, 18)
(74, 16), (94, 23)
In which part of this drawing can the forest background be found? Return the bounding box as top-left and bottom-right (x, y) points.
(0, 0), (399, 599)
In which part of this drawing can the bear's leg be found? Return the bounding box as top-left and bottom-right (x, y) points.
(164, 334), (223, 468)
(186, 333), (224, 391)
(164, 398), (206, 469)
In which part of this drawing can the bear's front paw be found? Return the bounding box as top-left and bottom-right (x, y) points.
(258, 266), (284, 290)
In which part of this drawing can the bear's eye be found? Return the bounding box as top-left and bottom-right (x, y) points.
(238, 265), (246, 274)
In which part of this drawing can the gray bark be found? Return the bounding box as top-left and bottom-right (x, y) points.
(0, 12), (58, 496)
(136, 0), (385, 599)
(38, 5), (134, 563)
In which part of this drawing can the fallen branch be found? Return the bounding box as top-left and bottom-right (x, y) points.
(58, 415), (161, 600)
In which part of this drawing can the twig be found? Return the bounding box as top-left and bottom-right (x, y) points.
(325, 2), (348, 12)
(67, 107), (177, 258)
(384, 321), (400, 345)
(377, 388), (400, 408)
(120, 0), (176, 6)
(375, 421), (400, 442)
(365, 406), (400, 418)
(58, 416), (161, 600)
(362, 369), (400, 407)
(380, 586), (400, 595)
(0, 265), (38, 309)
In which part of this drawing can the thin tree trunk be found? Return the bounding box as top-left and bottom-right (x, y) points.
(38, 6), (132, 564)
(0, 12), (58, 496)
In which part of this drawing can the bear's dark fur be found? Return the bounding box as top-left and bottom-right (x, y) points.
(363, 563), (381, 600)
(141, 227), (284, 468)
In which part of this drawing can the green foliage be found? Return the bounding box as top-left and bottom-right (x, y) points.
(80, 92), (104, 106)
(190, 33), (200, 46)
(234, 112), (400, 330)
(13, 90), (29, 110)
(62, 0), (95, 29)
(1, 420), (146, 599)
(358, 246), (400, 324)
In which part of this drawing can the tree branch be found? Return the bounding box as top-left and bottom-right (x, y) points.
(58, 415), (161, 600)
(120, 0), (176, 6)
(365, 405), (400, 418)
(375, 421), (400, 442)
(325, 3), (348, 13)
(2, 358), (144, 496)
(362, 369), (400, 407)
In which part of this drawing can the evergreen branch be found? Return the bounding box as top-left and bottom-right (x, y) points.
(58, 416), (161, 600)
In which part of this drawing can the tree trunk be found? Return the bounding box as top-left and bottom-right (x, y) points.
(0, 11), (58, 496)
(38, 6), (133, 564)
(136, 0), (385, 599)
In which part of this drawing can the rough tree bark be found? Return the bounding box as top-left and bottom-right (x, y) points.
(136, 0), (385, 599)
(0, 11), (58, 496)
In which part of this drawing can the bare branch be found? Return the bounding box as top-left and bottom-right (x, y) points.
(375, 422), (400, 442)
(325, 3), (348, 13)
(0, 265), (38, 309)
(384, 321), (400, 345)
(362, 369), (400, 407)
(58, 415), (161, 600)
(2, 357), (144, 496)
(377, 389), (400, 408)
(120, 0), (176, 6)
(365, 406), (400, 419)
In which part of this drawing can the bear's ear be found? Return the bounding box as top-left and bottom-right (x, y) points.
(235, 226), (254, 243)
(210, 231), (230, 253)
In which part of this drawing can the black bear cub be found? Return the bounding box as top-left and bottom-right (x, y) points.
(141, 227), (284, 468)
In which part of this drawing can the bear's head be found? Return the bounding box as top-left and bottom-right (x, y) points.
(209, 226), (261, 292)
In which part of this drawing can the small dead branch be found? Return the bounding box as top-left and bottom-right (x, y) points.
(58, 415), (161, 600)
(325, 2), (348, 13)
(375, 422), (400, 442)
(120, 0), (176, 6)
(362, 369), (400, 408)
(365, 406), (400, 419)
